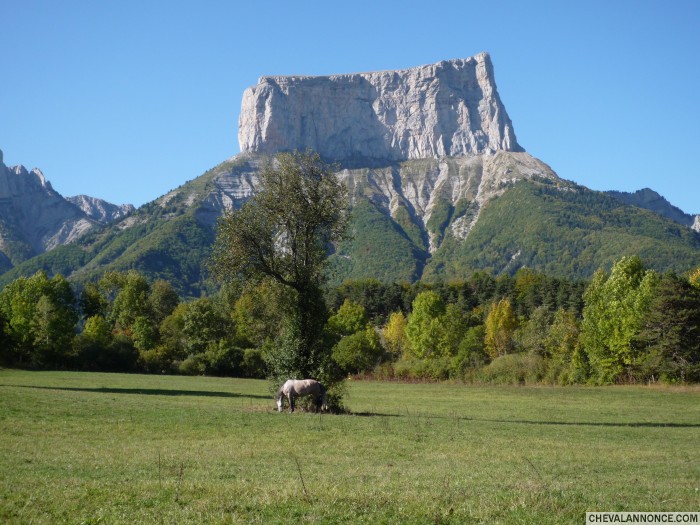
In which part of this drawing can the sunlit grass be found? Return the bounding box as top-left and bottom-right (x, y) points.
(1, 370), (698, 523)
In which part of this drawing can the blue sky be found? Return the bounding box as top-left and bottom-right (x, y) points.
(2, 0), (699, 213)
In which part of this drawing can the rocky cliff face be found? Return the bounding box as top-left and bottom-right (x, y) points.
(693, 215), (700, 233)
(235, 52), (536, 257)
(0, 149), (132, 268)
(0, 151), (94, 259)
(239, 52), (522, 163)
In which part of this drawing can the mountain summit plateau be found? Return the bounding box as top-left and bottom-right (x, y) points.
(239, 52), (522, 163)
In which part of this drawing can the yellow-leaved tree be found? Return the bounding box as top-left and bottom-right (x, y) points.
(382, 311), (410, 358)
(484, 298), (518, 359)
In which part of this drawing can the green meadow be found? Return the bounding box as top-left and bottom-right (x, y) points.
(1, 370), (698, 524)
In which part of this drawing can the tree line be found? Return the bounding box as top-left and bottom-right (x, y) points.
(1, 257), (698, 385)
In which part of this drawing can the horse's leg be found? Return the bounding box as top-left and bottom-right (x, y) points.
(289, 393), (295, 413)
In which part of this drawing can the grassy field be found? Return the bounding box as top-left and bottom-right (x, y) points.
(0, 370), (698, 524)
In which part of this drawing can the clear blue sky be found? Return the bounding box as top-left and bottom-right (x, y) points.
(2, 0), (699, 213)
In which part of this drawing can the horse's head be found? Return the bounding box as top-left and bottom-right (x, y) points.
(276, 386), (284, 412)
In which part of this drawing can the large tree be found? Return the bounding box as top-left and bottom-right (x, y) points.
(405, 291), (446, 359)
(580, 256), (658, 383)
(210, 150), (349, 387)
(0, 271), (78, 368)
(634, 273), (700, 382)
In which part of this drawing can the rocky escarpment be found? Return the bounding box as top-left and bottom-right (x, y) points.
(693, 215), (700, 233)
(235, 52), (533, 257)
(0, 150), (94, 260)
(239, 52), (522, 164)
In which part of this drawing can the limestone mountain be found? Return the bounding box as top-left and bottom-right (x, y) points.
(239, 52), (522, 163)
(2, 53), (700, 294)
(0, 149), (133, 273)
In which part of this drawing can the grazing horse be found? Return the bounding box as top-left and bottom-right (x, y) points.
(276, 379), (328, 413)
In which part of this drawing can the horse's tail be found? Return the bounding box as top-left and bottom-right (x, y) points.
(319, 383), (328, 412)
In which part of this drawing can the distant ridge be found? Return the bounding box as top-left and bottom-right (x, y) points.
(606, 188), (695, 228)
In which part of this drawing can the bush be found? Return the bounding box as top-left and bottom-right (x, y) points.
(178, 353), (207, 375)
(138, 345), (179, 374)
(74, 333), (138, 372)
(478, 353), (547, 385)
(178, 340), (244, 376)
(242, 348), (266, 378)
(450, 326), (488, 379)
(203, 340), (244, 376)
(391, 356), (451, 381)
(331, 327), (382, 375)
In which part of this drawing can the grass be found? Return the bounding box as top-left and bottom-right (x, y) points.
(1, 370), (699, 524)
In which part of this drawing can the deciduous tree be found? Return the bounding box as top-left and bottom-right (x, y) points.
(484, 298), (518, 359)
(0, 271), (78, 368)
(405, 291), (446, 359)
(210, 150), (349, 388)
(382, 311), (410, 358)
(581, 256), (658, 383)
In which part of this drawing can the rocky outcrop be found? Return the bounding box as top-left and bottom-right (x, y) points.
(67, 195), (135, 223)
(693, 215), (700, 233)
(239, 52), (522, 163)
(195, 154), (263, 226)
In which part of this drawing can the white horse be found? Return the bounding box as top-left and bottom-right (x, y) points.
(276, 379), (328, 413)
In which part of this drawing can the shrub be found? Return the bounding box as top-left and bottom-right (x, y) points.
(450, 326), (488, 379)
(178, 340), (244, 377)
(391, 356), (451, 381)
(242, 348), (266, 378)
(203, 340), (244, 376)
(178, 353), (207, 375)
(332, 327), (382, 375)
(478, 353), (547, 385)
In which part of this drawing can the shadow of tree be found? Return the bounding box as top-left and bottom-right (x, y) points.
(15, 385), (270, 400)
(351, 411), (700, 428)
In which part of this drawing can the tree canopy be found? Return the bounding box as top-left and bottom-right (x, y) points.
(210, 150), (350, 394)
